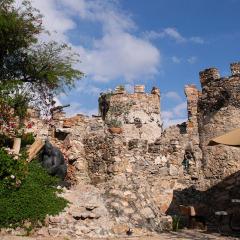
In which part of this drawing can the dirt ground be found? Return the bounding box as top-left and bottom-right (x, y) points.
(1, 230), (240, 240)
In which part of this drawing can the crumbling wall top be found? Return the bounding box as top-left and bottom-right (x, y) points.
(110, 85), (160, 113)
(184, 84), (198, 95)
(199, 68), (220, 87)
(230, 62), (240, 76)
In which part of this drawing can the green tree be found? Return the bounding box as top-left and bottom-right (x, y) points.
(0, 0), (83, 132)
(0, 0), (83, 120)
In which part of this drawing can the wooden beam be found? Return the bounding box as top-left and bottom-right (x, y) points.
(27, 138), (45, 162)
(12, 137), (21, 155)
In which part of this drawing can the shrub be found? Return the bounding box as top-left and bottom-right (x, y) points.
(106, 119), (122, 128)
(20, 132), (35, 148)
(0, 160), (68, 228)
(172, 215), (182, 231)
(0, 148), (28, 192)
(0, 134), (12, 148)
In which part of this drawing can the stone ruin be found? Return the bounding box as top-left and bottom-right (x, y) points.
(22, 62), (240, 238)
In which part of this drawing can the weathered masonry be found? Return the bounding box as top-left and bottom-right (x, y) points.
(22, 62), (240, 238)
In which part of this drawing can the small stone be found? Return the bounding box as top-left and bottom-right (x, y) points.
(48, 228), (60, 237)
(120, 200), (129, 207)
(112, 224), (129, 235)
(37, 227), (49, 237)
(140, 207), (155, 219)
(123, 191), (132, 196)
(76, 226), (91, 235)
(49, 216), (62, 224)
(111, 202), (120, 208)
(132, 213), (141, 221)
(109, 189), (124, 197)
(169, 165), (179, 176)
(86, 205), (97, 211)
(123, 208), (135, 215)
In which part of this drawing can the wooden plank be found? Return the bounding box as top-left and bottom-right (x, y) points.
(12, 137), (21, 155)
(27, 138), (45, 162)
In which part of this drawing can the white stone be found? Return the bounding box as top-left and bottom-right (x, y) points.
(169, 165), (179, 176)
(140, 207), (155, 218)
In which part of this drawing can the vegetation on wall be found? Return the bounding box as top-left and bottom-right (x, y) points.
(105, 119), (122, 128)
(20, 132), (35, 148)
(105, 100), (135, 127)
(0, 148), (28, 192)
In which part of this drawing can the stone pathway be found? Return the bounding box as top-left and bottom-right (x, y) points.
(1, 230), (240, 240)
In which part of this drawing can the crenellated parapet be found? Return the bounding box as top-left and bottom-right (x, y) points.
(198, 63), (240, 115)
(199, 62), (240, 88)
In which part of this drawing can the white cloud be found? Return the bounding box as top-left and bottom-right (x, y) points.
(171, 56), (181, 64)
(164, 28), (185, 43)
(59, 0), (135, 34)
(163, 91), (182, 101)
(190, 36), (205, 44)
(76, 81), (102, 96)
(23, 0), (160, 83)
(76, 33), (159, 82)
(32, 0), (76, 42)
(171, 56), (198, 65)
(162, 111), (174, 120)
(164, 118), (187, 128)
(173, 102), (187, 116)
(187, 56), (198, 64)
(144, 28), (204, 44)
(162, 101), (187, 128)
(144, 28), (185, 42)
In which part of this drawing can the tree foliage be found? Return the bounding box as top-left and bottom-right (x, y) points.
(0, 0), (83, 134)
(0, 0), (42, 60)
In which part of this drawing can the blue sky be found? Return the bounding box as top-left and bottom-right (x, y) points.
(19, 0), (240, 126)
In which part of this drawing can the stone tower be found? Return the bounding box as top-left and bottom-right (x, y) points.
(106, 85), (162, 143)
(197, 63), (240, 184)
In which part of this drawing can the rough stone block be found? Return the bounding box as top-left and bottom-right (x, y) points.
(140, 207), (155, 219)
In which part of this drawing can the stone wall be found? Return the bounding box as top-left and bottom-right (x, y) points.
(198, 63), (240, 186)
(21, 65), (240, 238)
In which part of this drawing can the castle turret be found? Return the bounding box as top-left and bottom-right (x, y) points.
(198, 63), (240, 184)
(199, 68), (220, 87)
(106, 85), (162, 143)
